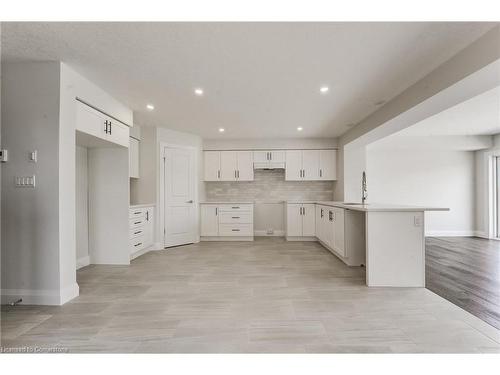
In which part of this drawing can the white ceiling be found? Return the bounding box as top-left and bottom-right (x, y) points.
(396, 86), (500, 137)
(1, 22), (496, 139)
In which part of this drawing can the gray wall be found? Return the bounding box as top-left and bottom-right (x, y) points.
(205, 169), (334, 201)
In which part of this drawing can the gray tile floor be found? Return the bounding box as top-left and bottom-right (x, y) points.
(2, 238), (500, 353)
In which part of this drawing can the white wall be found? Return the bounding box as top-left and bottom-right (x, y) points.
(1, 62), (63, 304)
(475, 135), (500, 238)
(367, 143), (476, 236)
(75, 146), (89, 267)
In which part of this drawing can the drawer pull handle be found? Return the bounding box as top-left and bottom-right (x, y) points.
(232, 217), (240, 219)
(134, 221), (141, 225)
(133, 211), (141, 214)
(231, 229), (240, 232)
(134, 242), (142, 247)
(134, 231), (142, 235)
(231, 207), (240, 209)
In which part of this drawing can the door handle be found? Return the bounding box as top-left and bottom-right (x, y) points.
(186, 200), (193, 203)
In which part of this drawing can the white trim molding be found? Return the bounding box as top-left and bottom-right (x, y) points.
(254, 230), (286, 237)
(1, 283), (79, 306)
(76, 255), (90, 270)
(425, 230), (477, 237)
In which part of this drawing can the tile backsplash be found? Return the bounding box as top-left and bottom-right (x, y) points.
(205, 169), (334, 201)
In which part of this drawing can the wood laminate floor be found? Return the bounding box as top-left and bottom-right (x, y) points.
(426, 236), (500, 330)
(1, 238), (500, 353)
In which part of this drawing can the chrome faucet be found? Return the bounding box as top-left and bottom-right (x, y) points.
(362, 171), (368, 204)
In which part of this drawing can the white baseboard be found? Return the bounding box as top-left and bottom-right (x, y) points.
(425, 230), (477, 237)
(151, 242), (164, 250)
(1, 282), (79, 306)
(76, 255), (90, 270)
(254, 230), (286, 237)
(474, 231), (490, 239)
(200, 236), (254, 241)
(286, 236), (318, 242)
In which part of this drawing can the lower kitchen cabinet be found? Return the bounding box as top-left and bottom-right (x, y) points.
(129, 205), (155, 259)
(200, 203), (254, 241)
(315, 204), (365, 266)
(285, 203), (315, 240)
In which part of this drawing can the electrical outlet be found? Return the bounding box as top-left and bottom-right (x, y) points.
(29, 150), (37, 162)
(15, 175), (36, 188)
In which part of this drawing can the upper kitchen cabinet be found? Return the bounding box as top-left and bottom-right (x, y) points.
(204, 151), (221, 181)
(285, 149), (337, 181)
(203, 151), (254, 181)
(319, 150), (337, 180)
(76, 100), (130, 148)
(253, 150), (286, 169)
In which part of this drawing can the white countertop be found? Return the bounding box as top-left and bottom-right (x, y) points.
(130, 203), (156, 209)
(287, 200), (449, 212)
(200, 201), (254, 204)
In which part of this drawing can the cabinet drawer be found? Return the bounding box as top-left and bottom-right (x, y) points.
(218, 223), (254, 237)
(130, 235), (146, 252)
(129, 208), (146, 219)
(219, 211), (253, 224)
(130, 217), (146, 228)
(218, 204), (253, 212)
(130, 227), (145, 239)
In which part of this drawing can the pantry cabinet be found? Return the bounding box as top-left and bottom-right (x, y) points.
(76, 101), (130, 148)
(286, 203), (315, 239)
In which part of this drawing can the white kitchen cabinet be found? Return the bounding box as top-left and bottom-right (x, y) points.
(253, 150), (286, 169)
(76, 101), (130, 148)
(286, 203), (315, 239)
(319, 150), (337, 180)
(204, 151), (221, 181)
(129, 137), (140, 178)
(332, 207), (345, 256)
(200, 203), (254, 240)
(200, 204), (219, 236)
(285, 151), (302, 180)
(302, 150), (320, 180)
(129, 205), (155, 259)
(236, 151), (254, 181)
(205, 151), (254, 181)
(220, 151), (238, 180)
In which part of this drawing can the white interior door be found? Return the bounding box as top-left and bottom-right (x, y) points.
(164, 147), (196, 247)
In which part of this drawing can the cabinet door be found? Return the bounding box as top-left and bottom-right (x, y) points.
(129, 138), (140, 178)
(326, 209), (335, 249)
(302, 204), (316, 237)
(270, 150), (286, 163)
(253, 151), (269, 168)
(144, 207), (155, 247)
(302, 150), (320, 180)
(220, 151), (238, 181)
(316, 205), (326, 242)
(236, 151), (254, 181)
(76, 101), (106, 139)
(107, 121), (130, 147)
(285, 150), (302, 181)
(200, 205), (219, 236)
(333, 208), (345, 256)
(286, 204), (303, 236)
(204, 151), (221, 181)
(319, 150), (337, 180)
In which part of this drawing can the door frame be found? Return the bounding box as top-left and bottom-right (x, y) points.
(158, 142), (199, 248)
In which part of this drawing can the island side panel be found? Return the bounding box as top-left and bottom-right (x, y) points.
(365, 211), (425, 287)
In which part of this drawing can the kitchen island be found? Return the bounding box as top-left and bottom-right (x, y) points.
(288, 201), (448, 287)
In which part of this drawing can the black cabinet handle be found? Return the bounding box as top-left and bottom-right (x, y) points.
(232, 217), (240, 219)
(146, 211), (149, 221)
(134, 242), (142, 247)
(109, 122), (112, 135)
(215, 207), (218, 216)
(134, 230), (142, 235)
(134, 221), (141, 225)
(232, 207), (240, 209)
(231, 229), (240, 232)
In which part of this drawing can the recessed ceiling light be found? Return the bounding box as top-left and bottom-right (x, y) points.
(146, 104), (154, 110)
(218, 128), (225, 133)
(194, 88), (204, 96)
(319, 86), (329, 94)
(297, 127), (303, 131)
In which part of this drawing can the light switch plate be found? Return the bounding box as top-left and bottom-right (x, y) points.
(29, 150), (37, 162)
(15, 175), (36, 188)
(414, 215), (422, 227)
